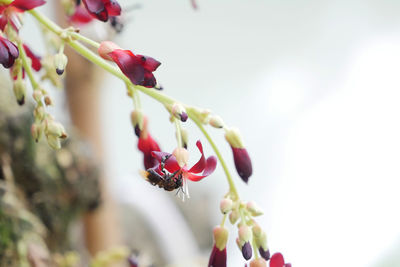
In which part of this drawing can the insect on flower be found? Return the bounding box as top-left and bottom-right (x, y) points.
(140, 140), (217, 199)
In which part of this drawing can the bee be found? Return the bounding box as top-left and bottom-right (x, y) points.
(140, 155), (183, 191)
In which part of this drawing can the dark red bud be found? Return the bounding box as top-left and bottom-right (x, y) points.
(259, 248), (270, 261)
(208, 245), (227, 267)
(242, 241), (253, 260)
(231, 147), (253, 183)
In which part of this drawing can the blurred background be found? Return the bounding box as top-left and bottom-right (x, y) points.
(17, 0), (400, 266)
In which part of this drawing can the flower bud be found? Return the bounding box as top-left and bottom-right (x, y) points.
(98, 41), (121, 61)
(32, 90), (43, 102)
(238, 225), (252, 246)
(46, 121), (67, 138)
(33, 106), (45, 121)
(229, 209), (239, 224)
(44, 96), (53, 106)
(249, 258), (267, 267)
(171, 103), (188, 122)
(242, 241), (252, 260)
(213, 226), (228, 251)
(247, 201), (264, 216)
(173, 147), (189, 168)
(181, 128), (188, 149)
(225, 128), (253, 183)
(209, 115), (225, 128)
(220, 198), (233, 214)
(13, 79), (26, 105)
(130, 110), (144, 137)
(54, 53), (68, 75)
(47, 135), (61, 150)
(31, 122), (43, 142)
(252, 225), (263, 238)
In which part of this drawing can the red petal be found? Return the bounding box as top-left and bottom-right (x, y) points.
(11, 0), (45, 11)
(104, 0), (121, 16)
(270, 253), (285, 267)
(142, 71), (157, 88)
(82, 0), (108, 22)
(109, 49), (146, 85)
(186, 156), (217, 182)
(23, 44), (41, 71)
(138, 134), (161, 169)
(0, 16), (7, 31)
(150, 151), (181, 172)
(208, 245), (226, 267)
(137, 54), (161, 72)
(0, 37), (19, 69)
(231, 147), (252, 183)
(189, 140), (206, 173)
(69, 5), (93, 25)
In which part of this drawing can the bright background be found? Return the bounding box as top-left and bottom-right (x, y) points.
(25, 0), (400, 266)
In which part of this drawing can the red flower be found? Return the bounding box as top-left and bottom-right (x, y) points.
(208, 245), (227, 267)
(0, 0), (45, 31)
(152, 141), (217, 182)
(82, 0), (121, 22)
(138, 133), (161, 170)
(109, 49), (161, 88)
(23, 44), (41, 71)
(0, 36), (18, 68)
(270, 253), (291, 267)
(69, 5), (94, 25)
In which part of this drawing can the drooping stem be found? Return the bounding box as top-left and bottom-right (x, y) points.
(188, 111), (239, 200)
(174, 118), (183, 148)
(29, 9), (240, 200)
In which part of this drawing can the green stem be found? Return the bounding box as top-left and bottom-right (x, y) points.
(17, 41), (38, 90)
(220, 214), (227, 227)
(69, 31), (100, 48)
(188, 111), (239, 200)
(29, 9), (239, 199)
(174, 118), (183, 148)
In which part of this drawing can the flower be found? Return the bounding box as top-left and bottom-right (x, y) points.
(0, 0), (46, 31)
(0, 35), (18, 68)
(82, 0), (121, 22)
(269, 252), (291, 267)
(138, 133), (161, 169)
(208, 226), (228, 267)
(69, 5), (94, 25)
(150, 140), (217, 198)
(109, 49), (161, 88)
(23, 44), (41, 71)
(225, 127), (253, 183)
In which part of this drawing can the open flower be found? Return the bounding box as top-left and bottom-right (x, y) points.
(0, 0), (46, 31)
(150, 140), (217, 198)
(23, 44), (41, 71)
(269, 253), (291, 267)
(69, 5), (94, 25)
(82, 0), (121, 22)
(98, 41), (161, 88)
(0, 35), (18, 68)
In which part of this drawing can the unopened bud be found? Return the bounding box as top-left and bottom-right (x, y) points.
(13, 79), (26, 105)
(54, 53), (68, 75)
(252, 225), (263, 238)
(238, 225), (252, 246)
(31, 122), (43, 142)
(250, 258), (267, 267)
(242, 241), (253, 260)
(47, 135), (61, 150)
(98, 41), (121, 61)
(181, 128), (188, 149)
(130, 110), (144, 137)
(229, 209), (239, 224)
(171, 103), (188, 122)
(213, 226), (228, 251)
(220, 198), (233, 214)
(33, 106), (45, 121)
(32, 90), (43, 102)
(173, 147), (189, 167)
(209, 115), (225, 128)
(224, 127), (244, 148)
(46, 121), (67, 139)
(247, 201), (264, 216)
(44, 96), (53, 106)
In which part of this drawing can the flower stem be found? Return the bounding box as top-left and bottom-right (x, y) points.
(69, 31), (100, 48)
(29, 8), (240, 200)
(174, 118), (183, 148)
(188, 111), (239, 200)
(17, 40), (38, 90)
